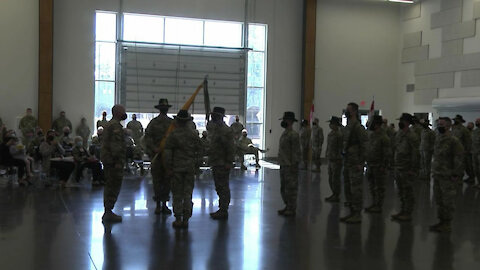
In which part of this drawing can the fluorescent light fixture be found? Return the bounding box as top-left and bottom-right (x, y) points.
(388, 0), (414, 3)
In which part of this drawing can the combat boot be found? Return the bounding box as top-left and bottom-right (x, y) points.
(182, 217), (189, 228)
(277, 207), (287, 215)
(365, 205), (381, 213)
(210, 209), (228, 220)
(172, 217), (183, 228)
(154, 201), (162, 215)
(430, 220), (451, 233)
(102, 210), (122, 223)
(429, 221), (443, 231)
(161, 202), (172, 215)
(392, 213), (412, 222)
(325, 195), (340, 203)
(342, 212), (362, 224)
(390, 211), (404, 219)
(282, 209), (296, 217)
(241, 165), (247, 170)
(340, 212), (354, 222)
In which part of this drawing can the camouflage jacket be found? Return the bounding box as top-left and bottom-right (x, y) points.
(343, 119), (368, 166)
(208, 121), (235, 166)
(97, 119), (108, 129)
(76, 124), (91, 141)
(472, 128), (480, 154)
(100, 119), (126, 166)
(420, 128), (436, 152)
(238, 136), (254, 151)
(163, 125), (202, 173)
(452, 124), (471, 153)
(72, 146), (91, 163)
(312, 125), (324, 149)
(394, 128), (420, 170)
(366, 129), (391, 167)
(432, 133), (464, 177)
(144, 114), (172, 158)
(18, 115), (37, 136)
(278, 128), (301, 166)
(326, 129), (343, 160)
(300, 126), (311, 150)
(127, 120), (144, 142)
(230, 122), (244, 141)
(412, 124), (423, 140)
(52, 117), (72, 132)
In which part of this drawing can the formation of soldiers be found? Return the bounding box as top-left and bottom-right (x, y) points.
(5, 99), (478, 234)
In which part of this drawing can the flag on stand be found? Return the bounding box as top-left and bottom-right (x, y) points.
(309, 103), (315, 127)
(367, 97), (375, 126)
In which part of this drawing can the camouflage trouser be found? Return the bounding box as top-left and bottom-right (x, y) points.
(312, 147), (322, 168)
(367, 165), (386, 206)
(302, 147), (310, 167)
(151, 158), (170, 202)
(420, 151), (433, 179)
(328, 159), (342, 196)
(474, 153), (480, 184)
(394, 169), (415, 214)
(212, 166), (231, 211)
(343, 162), (364, 212)
(104, 165), (124, 210)
(433, 175), (458, 220)
(464, 153), (475, 179)
(280, 165), (298, 211)
(171, 172), (195, 218)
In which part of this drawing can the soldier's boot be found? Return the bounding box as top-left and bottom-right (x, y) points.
(430, 220), (452, 233)
(277, 206), (288, 215)
(429, 220), (444, 231)
(255, 163), (261, 169)
(282, 209), (296, 217)
(154, 201), (162, 215)
(182, 217), (189, 228)
(102, 210), (122, 223)
(342, 212), (362, 224)
(390, 211), (404, 219)
(340, 211), (354, 222)
(172, 217), (183, 229)
(365, 204), (381, 213)
(325, 194), (340, 203)
(210, 209), (228, 220)
(241, 165), (247, 170)
(161, 202), (172, 215)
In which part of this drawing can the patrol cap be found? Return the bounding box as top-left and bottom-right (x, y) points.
(279, 112), (298, 122)
(327, 116), (341, 126)
(396, 113), (414, 124)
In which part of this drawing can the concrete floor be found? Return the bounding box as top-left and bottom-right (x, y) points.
(0, 162), (480, 270)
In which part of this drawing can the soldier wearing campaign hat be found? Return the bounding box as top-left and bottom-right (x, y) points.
(325, 116), (343, 203)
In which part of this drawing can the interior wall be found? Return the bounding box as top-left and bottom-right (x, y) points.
(53, 0), (303, 156)
(0, 0), (38, 132)
(398, 0), (480, 124)
(315, 0), (401, 151)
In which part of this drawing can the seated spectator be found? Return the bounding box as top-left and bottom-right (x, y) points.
(9, 135), (34, 178)
(40, 130), (74, 187)
(89, 127), (104, 159)
(27, 128), (45, 161)
(124, 129), (143, 173)
(60, 126), (74, 156)
(0, 131), (30, 185)
(237, 129), (268, 170)
(72, 136), (104, 186)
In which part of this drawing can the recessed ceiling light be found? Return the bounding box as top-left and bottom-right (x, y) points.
(388, 0), (414, 3)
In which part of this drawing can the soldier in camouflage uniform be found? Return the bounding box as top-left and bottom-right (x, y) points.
(365, 115), (390, 213)
(144, 99), (173, 215)
(97, 111), (109, 130)
(277, 112), (301, 217)
(472, 118), (480, 189)
(299, 119), (312, 170)
(340, 102), (367, 224)
(230, 115), (244, 141)
(237, 129), (265, 169)
(382, 118), (395, 169)
(391, 113), (420, 222)
(52, 111), (72, 134)
(127, 114), (144, 144)
(311, 118), (324, 172)
(325, 116), (343, 203)
(75, 117), (91, 147)
(163, 110), (202, 229)
(18, 108), (37, 147)
(452, 115), (474, 184)
(208, 107), (235, 220)
(420, 120), (436, 181)
(429, 117), (464, 233)
(101, 104), (128, 223)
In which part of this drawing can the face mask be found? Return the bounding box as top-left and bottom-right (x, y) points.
(47, 135), (55, 141)
(242, 134), (247, 137)
(64, 132), (69, 136)
(345, 111), (351, 119)
(438, 127), (446, 134)
(398, 122), (405, 130)
(76, 142), (83, 147)
(281, 121), (288, 128)
(121, 113), (127, 120)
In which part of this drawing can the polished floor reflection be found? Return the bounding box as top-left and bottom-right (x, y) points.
(1, 163), (480, 270)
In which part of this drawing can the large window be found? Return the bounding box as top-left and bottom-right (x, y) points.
(94, 12), (116, 129)
(246, 24), (267, 148)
